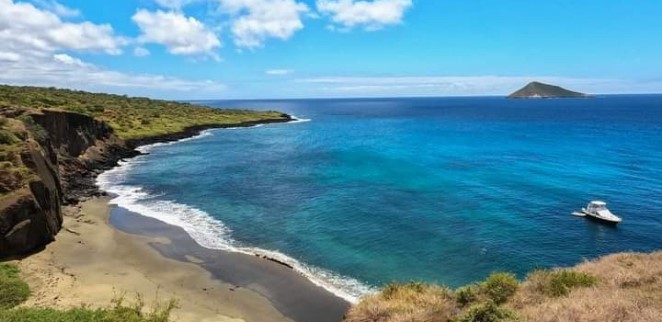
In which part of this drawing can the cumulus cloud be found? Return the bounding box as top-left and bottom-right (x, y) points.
(133, 9), (221, 58)
(218, 0), (309, 49)
(0, 0), (127, 55)
(317, 0), (412, 31)
(265, 69), (294, 75)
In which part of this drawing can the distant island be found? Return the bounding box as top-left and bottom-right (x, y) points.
(508, 81), (589, 98)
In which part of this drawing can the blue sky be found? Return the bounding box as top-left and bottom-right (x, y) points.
(1, 0), (661, 99)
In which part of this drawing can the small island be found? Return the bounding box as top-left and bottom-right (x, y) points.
(508, 81), (589, 98)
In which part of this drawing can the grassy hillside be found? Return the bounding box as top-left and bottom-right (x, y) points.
(0, 116), (36, 197)
(0, 263), (176, 322)
(345, 251), (662, 322)
(0, 85), (289, 140)
(0, 85), (290, 200)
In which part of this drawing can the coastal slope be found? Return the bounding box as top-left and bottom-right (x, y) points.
(508, 81), (588, 98)
(0, 85), (291, 258)
(344, 251), (662, 322)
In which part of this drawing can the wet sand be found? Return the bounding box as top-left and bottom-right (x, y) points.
(110, 206), (351, 322)
(13, 197), (348, 322)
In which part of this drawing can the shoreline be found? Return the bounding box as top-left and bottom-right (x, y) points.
(14, 197), (295, 322)
(51, 115), (349, 321)
(109, 205), (350, 322)
(97, 116), (372, 304)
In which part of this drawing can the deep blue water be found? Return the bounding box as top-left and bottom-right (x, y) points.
(99, 95), (662, 302)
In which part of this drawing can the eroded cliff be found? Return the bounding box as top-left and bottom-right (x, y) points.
(0, 109), (135, 257)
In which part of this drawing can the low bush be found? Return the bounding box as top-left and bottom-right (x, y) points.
(0, 130), (17, 145)
(455, 301), (515, 322)
(481, 273), (519, 304)
(530, 270), (597, 297)
(455, 284), (480, 306)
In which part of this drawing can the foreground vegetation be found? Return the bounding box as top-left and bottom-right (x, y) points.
(0, 85), (289, 140)
(0, 263), (176, 322)
(345, 251), (662, 322)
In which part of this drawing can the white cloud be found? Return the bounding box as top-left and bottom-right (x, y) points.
(317, 0), (412, 31)
(0, 0), (127, 55)
(266, 69), (294, 75)
(133, 47), (151, 57)
(154, 0), (200, 9)
(33, 0), (80, 17)
(218, 0), (309, 49)
(0, 52), (225, 98)
(133, 9), (221, 58)
(53, 53), (89, 67)
(296, 76), (662, 97)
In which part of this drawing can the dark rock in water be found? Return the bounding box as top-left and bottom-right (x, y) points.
(508, 81), (588, 98)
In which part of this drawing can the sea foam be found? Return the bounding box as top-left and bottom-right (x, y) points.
(96, 116), (375, 303)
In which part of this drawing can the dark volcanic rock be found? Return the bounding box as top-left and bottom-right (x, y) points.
(1, 139), (62, 257)
(1, 109), (292, 258)
(508, 81), (588, 98)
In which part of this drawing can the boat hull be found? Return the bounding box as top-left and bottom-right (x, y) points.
(581, 211), (621, 225)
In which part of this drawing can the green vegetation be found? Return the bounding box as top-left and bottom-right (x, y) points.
(0, 263), (176, 322)
(456, 301), (515, 322)
(0, 117), (35, 198)
(0, 85), (289, 140)
(0, 264), (30, 310)
(345, 269), (599, 322)
(347, 252), (662, 322)
(525, 270), (597, 297)
(480, 273), (519, 304)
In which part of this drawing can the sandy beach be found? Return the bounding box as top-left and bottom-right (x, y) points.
(11, 197), (302, 322)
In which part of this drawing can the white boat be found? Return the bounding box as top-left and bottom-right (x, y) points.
(574, 201), (622, 225)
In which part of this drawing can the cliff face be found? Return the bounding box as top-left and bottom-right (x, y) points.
(30, 110), (137, 203)
(0, 110), (136, 258)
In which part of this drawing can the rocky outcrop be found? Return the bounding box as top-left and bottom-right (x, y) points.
(29, 110), (138, 203)
(0, 110), (136, 258)
(0, 109), (291, 258)
(1, 139), (62, 257)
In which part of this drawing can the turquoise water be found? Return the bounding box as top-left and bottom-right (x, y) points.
(98, 96), (662, 302)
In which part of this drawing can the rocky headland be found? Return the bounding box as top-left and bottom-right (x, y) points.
(0, 85), (292, 258)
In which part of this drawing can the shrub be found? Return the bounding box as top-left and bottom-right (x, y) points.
(16, 115), (48, 143)
(381, 281), (430, 299)
(481, 273), (519, 304)
(456, 284), (480, 306)
(0, 264), (30, 309)
(456, 301), (516, 322)
(531, 270), (597, 297)
(0, 130), (17, 145)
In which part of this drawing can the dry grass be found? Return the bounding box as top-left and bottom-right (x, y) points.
(344, 282), (458, 322)
(345, 252), (662, 322)
(514, 251), (662, 322)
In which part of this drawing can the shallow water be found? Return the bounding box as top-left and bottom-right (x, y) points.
(98, 95), (662, 301)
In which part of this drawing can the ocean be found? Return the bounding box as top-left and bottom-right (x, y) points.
(97, 95), (662, 303)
